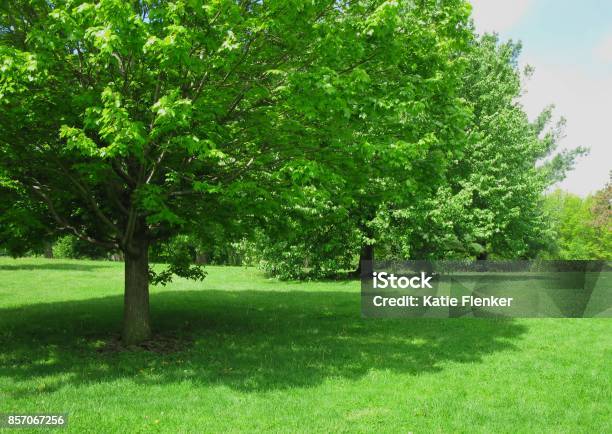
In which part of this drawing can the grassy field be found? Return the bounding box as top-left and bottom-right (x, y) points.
(0, 257), (610, 433)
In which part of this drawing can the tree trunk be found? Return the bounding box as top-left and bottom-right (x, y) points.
(43, 241), (53, 259)
(195, 251), (208, 265)
(122, 233), (151, 345)
(353, 244), (374, 278)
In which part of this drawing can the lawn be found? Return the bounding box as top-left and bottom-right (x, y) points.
(0, 257), (610, 433)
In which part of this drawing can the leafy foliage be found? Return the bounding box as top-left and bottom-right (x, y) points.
(542, 183), (611, 260)
(403, 36), (586, 259)
(52, 234), (109, 259)
(371, 35), (588, 261)
(1, 0), (473, 280)
(250, 0), (475, 277)
(0, 2), (595, 287)
(258, 33), (588, 276)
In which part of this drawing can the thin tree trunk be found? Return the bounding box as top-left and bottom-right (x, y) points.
(477, 251), (488, 260)
(122, 232), (151, 345)
(353, 244), (374, 278)
(43, 241), (53, 259)
(195, 251), (208, 265)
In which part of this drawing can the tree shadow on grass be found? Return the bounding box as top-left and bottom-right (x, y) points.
(0, 289), (528, 396)
(0, 262), (115, 272)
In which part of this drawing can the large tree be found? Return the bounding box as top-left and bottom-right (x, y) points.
(388, 35), (587, 260)
(251, 0), (474, 278)
(0, 0), (473, 341)
(256, 33), (588, 274)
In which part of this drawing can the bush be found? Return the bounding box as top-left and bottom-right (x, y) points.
(52, 235), (109, 259)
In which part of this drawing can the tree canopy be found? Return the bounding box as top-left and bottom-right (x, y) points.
(254, 34), (587, 278)
(1, 0), (474, 341)
(399, 35), (587, 260)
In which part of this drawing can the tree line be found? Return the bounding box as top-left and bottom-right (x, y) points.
(0, 0), (600, 343)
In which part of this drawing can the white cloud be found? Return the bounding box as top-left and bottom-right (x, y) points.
(469, 0), (533, 34)
(519, 58), (612, 196)
(593, 34), (612, 63)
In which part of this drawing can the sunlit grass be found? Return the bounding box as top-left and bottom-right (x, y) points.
(0, 257), (610, 433)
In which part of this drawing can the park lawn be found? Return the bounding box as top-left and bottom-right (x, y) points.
(0, 258), (610, 433)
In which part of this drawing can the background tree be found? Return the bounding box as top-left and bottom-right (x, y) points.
(387, 35), (587, 260)
(589, 174), (611, 233)
(0, 183), (56, 257)
(542, 182), (611, 260)
(257, 33), (587, 275)
(253, 0), (474, 278)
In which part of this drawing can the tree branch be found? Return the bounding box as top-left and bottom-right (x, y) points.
(111, 160), (137, 187)
(47, 160), (122, 237)
(31, 184), (118, 250)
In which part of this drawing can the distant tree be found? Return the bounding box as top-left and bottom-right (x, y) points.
(589, 175), (611, 233)
(0, 187), (51, 257)
(543, 183), (611, 260)
(52, 234), (109, 259)
(258, 33), (587, 275)
(391, 35), (587, 260)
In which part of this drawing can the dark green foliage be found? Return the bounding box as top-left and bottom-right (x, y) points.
(52, 234), (109, 259)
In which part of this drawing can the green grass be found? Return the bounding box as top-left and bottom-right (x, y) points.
(0, 257), (610, 433)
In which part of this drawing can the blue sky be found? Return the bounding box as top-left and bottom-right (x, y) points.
(508, 0), (612, 72)
(470, 0), (612, 196)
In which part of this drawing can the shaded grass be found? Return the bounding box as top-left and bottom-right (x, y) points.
(0, 257), (610, 433)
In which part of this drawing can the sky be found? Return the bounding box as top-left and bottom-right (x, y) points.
(469, 0), (612, 196)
